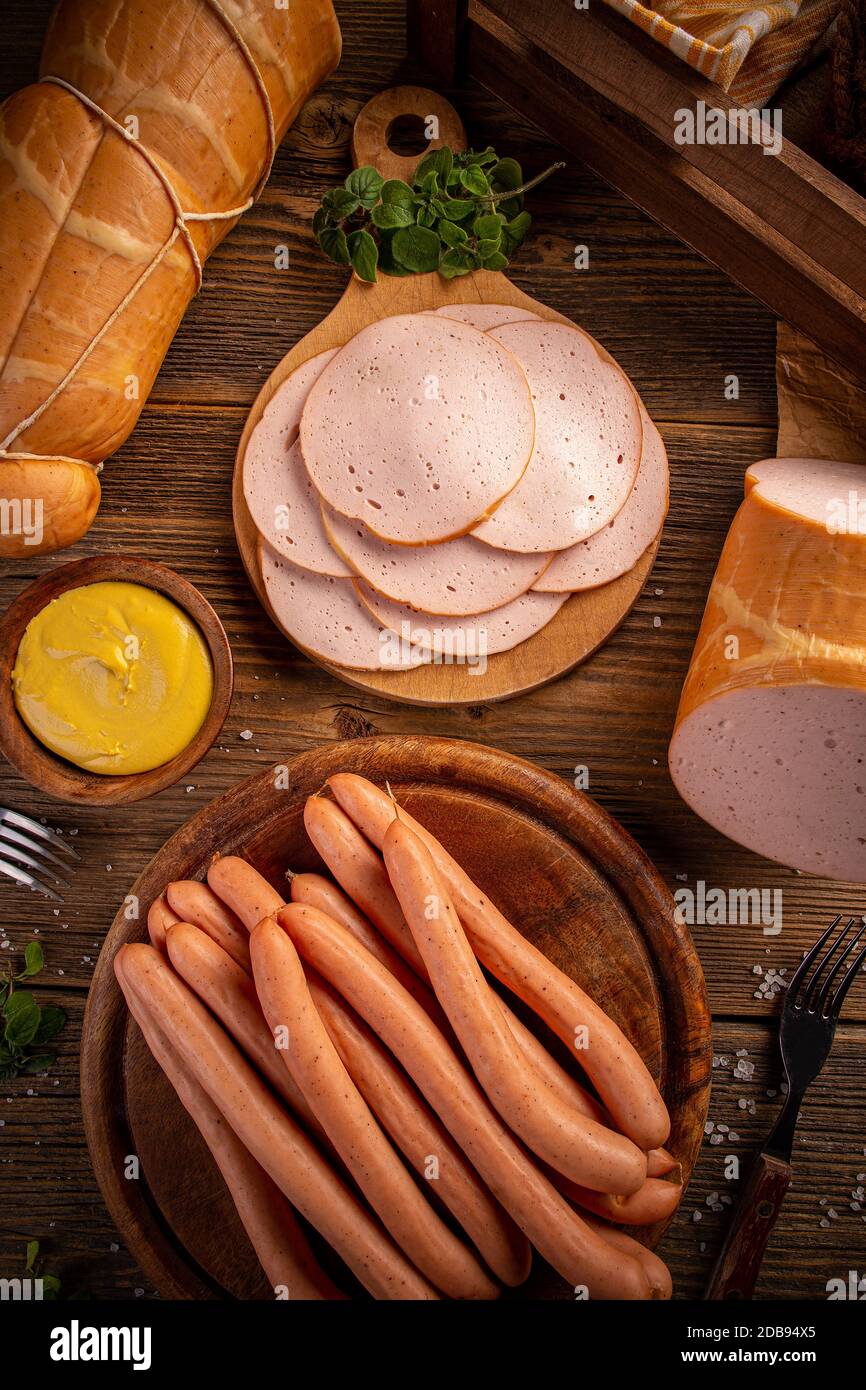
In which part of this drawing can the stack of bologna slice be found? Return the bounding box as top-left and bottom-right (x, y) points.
(242, 305), (669, 671)
(121, 773), (682, 1301)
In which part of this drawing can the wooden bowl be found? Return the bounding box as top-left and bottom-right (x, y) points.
(82, 736), (712, 1299)
(0, 555), (233, 806)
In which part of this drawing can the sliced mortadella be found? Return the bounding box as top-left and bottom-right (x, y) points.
(243, 348), (350, 577)
(669, 456), (866, 881)
(429, 304), (541, 329)
(245, 438), (351, 577)
(299, 313), (535, 545)
(534, 408), (668, 592)
(355, 580), (568, 657)
(472, 321), (642, 553)
(259, 542), (429, 671)
(322, 502), (552, 615)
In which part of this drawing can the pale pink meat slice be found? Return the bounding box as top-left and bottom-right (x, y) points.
(299, 313), (535, 544)
(246, 439), (351, 577)
(355, 580), (568, 657)
(243, 349), (350, 577)
(259, 542), (429, 671)
(669, 685), (866, 882)
(472, 321), (642, 553)
(428, 304), (541, 329)
(533, 408), (668, 592)
(322, 502), (551, 615)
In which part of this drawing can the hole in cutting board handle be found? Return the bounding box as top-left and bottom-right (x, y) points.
(386, 114), (430, 157)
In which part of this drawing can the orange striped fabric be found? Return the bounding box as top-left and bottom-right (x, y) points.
(603, 0), (839, 105)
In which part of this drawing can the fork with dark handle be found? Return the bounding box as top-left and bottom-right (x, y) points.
(706, 915), (866, 1300)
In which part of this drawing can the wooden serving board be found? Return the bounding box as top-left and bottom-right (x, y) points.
(81, 736), (712, 1301)
(232, 85), (661, 707)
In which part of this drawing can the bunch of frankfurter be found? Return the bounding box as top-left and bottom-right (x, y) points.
(116, 773), (681, 1300)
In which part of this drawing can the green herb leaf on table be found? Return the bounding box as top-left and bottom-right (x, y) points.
(20, 940), (44, 979)
(312, 143), (563, 282)
(0, 945), (66, 1080)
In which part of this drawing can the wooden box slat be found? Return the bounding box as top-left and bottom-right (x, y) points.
(410, 0), (866, 379)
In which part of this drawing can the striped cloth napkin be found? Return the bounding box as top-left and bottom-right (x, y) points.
(603, 0), (840, 106)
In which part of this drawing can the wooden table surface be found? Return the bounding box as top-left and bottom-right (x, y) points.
(1, 0), (864, 1302)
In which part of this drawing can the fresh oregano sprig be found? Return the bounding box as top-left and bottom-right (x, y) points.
(313, 145), (564, 282)
(0, 941), (66, 1081)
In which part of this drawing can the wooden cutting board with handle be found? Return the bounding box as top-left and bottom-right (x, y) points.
(232, 86), (661, 707)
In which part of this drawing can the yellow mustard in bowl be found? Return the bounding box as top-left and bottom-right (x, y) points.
(12, 581), (214, 775)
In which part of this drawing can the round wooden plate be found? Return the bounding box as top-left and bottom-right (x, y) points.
(231, 87), (662, 707)
(82, 736), (711, 1300)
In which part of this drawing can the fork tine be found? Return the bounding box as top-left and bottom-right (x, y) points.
(0, 838), (71, 887)
(0, 825), (74, 873)
(815, 918), (866, 1015)
(788, 915), (839, 1001)
(829, 935), (866, 1018)
(802, 918), (857, 1010)
(0, 808), (80, 860)
(0, 858), (63, 903)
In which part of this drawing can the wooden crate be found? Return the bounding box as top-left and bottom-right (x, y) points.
(408, 0), (866, 379)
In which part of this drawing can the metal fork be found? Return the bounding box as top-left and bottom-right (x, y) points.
(706, 914), (866, 1299)
(0, 807), (79, 903)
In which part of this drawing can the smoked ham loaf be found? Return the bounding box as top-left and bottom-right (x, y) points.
(0, 0), (340, 557)
(669, 458), (866, 882)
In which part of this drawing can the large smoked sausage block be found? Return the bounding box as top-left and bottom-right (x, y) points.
(669, 457), (866, 882)
(0, 0), (340, 556)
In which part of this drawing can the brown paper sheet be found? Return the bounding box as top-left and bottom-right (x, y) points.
(776, 322), (866, 463)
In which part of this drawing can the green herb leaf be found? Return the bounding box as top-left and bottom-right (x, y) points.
(26, 1240), (39, 1274)
(42, 1273), (62, 1300)
(482, 251), (509, 271)
(34, 1005), (66, 1045)
(391, 224), (441, 274)
(477, 237), (502, 258)
(322, 187), (360, 220)
(473, 213), (505, 241)
(501, 210), (532, 255)
(371, 202), (413, 230)
(20, 940), (44, 979)
(416, 204), (438, 229)
(438, 220), (468, 248)
(345, 165), (384, 210)
(21, 1051), (55, 1074)
(440, 198), (473, 221)
(464, 146), (498, 168)
(317, 225), (351, 266)
(459, 165), (490, 198)
(490, 157), (524, 193)
(5, 991), (40, 1049)
(413, 147), (453, 188)
(439, 247), (475, 279)
(347, 229), (378, 283)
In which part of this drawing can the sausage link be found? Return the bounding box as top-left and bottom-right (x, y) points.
(278, 903), (660, 1299)
(383, 819), (646, 1195)
(580, 1213), (672, 1300)
(290, 871), (441, 1019)
(308, 969), (530, 1287)
(555, 1173), (684, 1226)
(303, 798), (614, 1126)
(164, 921), (327, 1146)
(207, 856), (285, 931)
(328, 774), (670, 1151)
(115, 952), (343, 1299)
(146, 894), (180, 952)
(166, 881), (252, 972)
(115, 942), (438, 1300)
(250, 917), (497, 1300)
